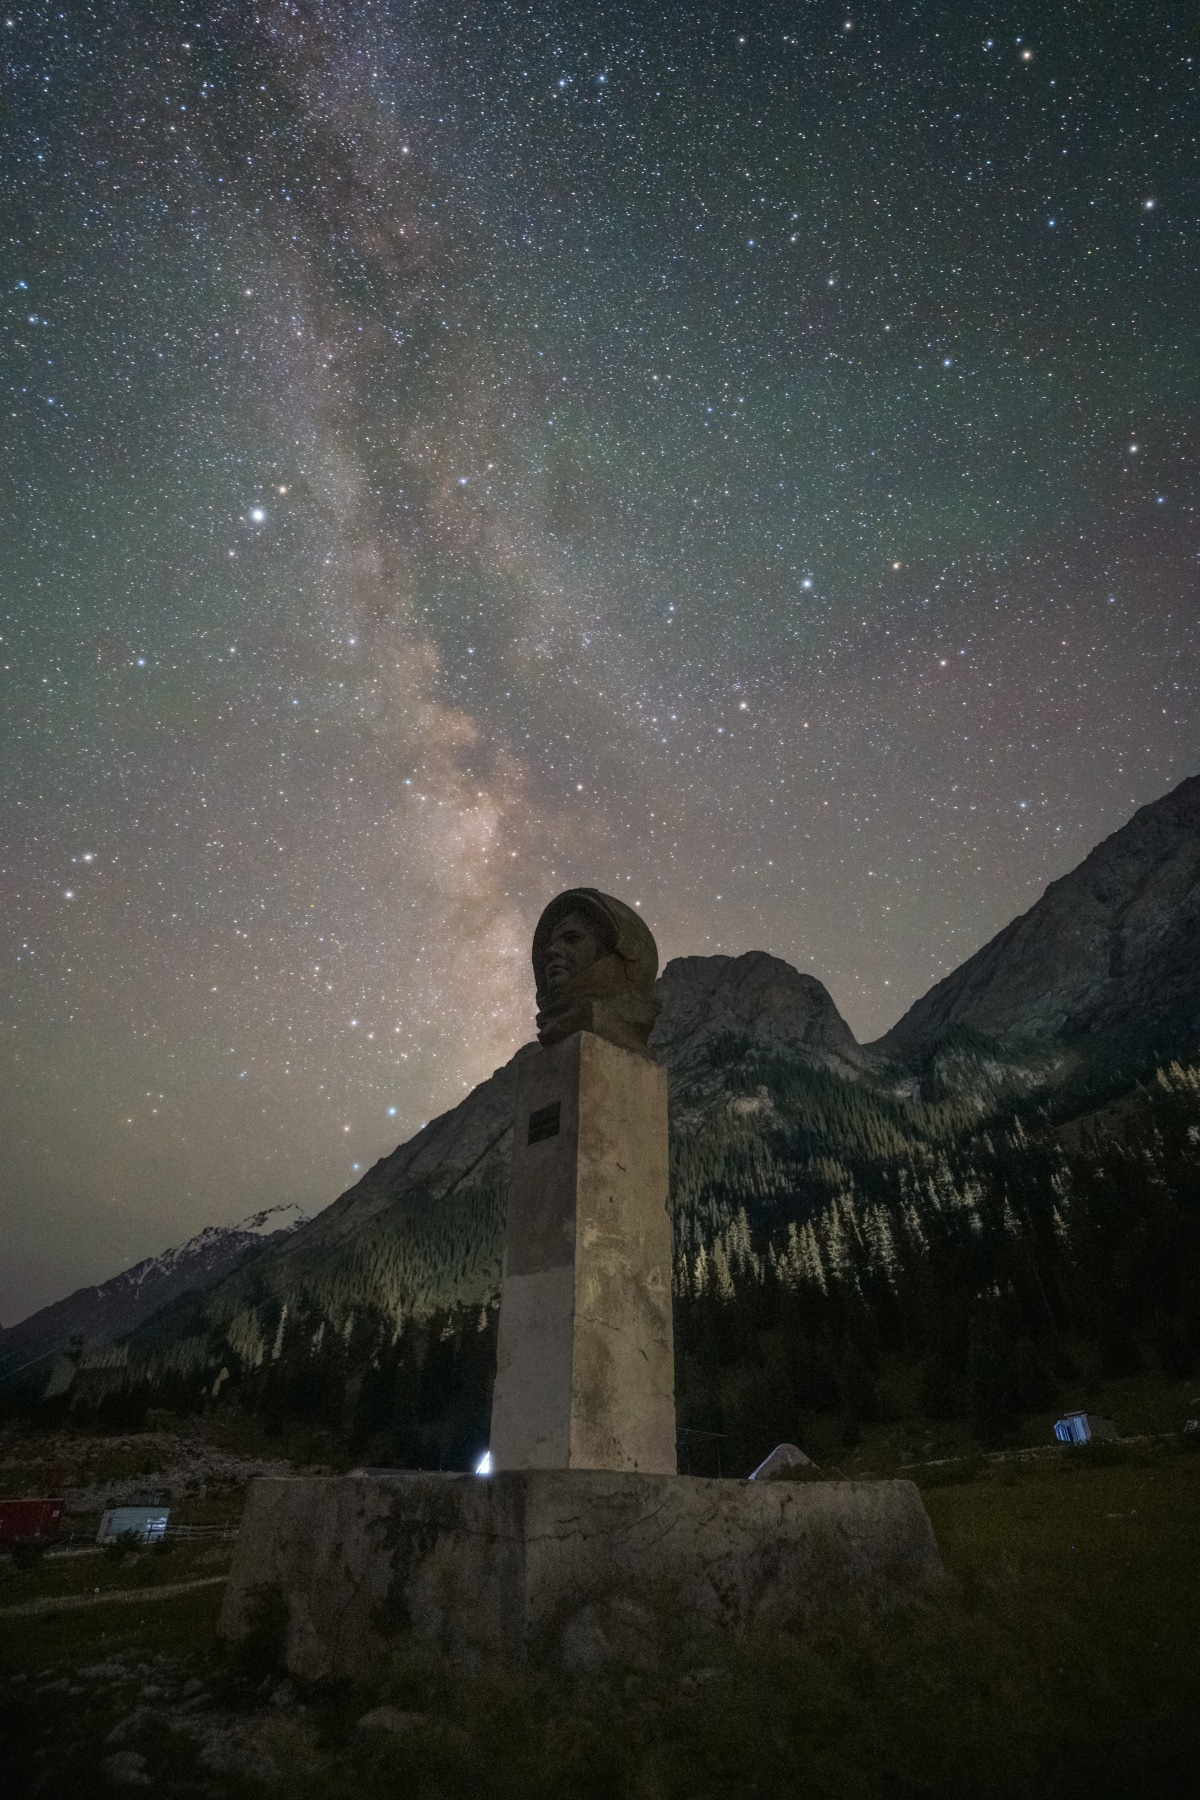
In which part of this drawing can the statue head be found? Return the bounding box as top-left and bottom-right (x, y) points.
(532, 888), (661, 1054)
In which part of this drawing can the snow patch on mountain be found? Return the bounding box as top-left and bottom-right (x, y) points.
(112, 1204), (311, 1293)
(0, 1204), (309, 1367)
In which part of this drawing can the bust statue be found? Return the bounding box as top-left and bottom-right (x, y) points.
(532, 888), (661, 1054)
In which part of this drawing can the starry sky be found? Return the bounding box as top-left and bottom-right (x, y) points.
(2, 1), (1196, 1324)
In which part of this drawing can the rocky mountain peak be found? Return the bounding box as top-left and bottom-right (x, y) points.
(652, 950), (865, 1073)
(879, 773), (1200, 1058)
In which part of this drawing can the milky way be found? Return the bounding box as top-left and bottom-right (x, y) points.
(2, 2), (1195, 1320)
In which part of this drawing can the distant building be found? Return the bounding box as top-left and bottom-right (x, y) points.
(42, 1340), (129, 1403)
(0, 1497), (65, 1548)
(97, 1499), (170, 1546)
(42, 1350), (81, 1400)
(1054, 1412), (1118, 1445)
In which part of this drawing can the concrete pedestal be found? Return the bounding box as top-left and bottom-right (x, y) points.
(218, 1470), (942, 1678)
(490, 1031), (675, 1473)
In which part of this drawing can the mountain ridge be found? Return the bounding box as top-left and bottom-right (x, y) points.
(0, 1203), (308, 1375)
(8, 774), (1198, 1421)
(877, 774), (1200, 1058)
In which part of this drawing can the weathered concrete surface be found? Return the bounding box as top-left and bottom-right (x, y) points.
(219, 1470), (942, 1678)
(490, 1031), (675, 1474)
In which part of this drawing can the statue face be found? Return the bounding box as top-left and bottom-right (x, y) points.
(542, 910), (601, 993)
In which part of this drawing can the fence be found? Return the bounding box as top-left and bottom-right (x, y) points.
(46, 1519), (241, 1550)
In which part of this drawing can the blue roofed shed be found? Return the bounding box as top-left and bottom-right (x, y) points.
(97, 1503), (170, 1545)
(1054, 1412), (1118, 1445)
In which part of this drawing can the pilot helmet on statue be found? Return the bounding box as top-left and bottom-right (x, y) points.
(531, 888), (661, 1054)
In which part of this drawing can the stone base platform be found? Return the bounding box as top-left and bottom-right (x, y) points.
(218, 1470), (941, 1678)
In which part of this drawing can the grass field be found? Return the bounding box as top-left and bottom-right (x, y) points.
(2, 1439), (1198, 1798)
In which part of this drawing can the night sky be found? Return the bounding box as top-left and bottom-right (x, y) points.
(2, 2), (1195, 1323)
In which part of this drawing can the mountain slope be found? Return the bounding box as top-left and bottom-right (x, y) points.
(22, 776), (1200, 1430)
(878, 775), (1200, 1059)
(62, 956), (871, 1394)
(0, 1204), (308, 1376)
(134, 1044), (528, 1373)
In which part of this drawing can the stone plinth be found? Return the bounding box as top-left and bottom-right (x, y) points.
(218, 1470), (942, 1678)
(490, 1030), (675, 1473)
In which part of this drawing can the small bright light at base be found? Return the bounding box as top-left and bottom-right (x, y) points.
(475, 1451), (493, 1476)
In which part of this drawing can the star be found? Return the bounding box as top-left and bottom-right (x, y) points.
(1, 0), (1189, 1323)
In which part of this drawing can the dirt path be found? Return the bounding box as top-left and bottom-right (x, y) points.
(0, 1574), (226, 1618)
